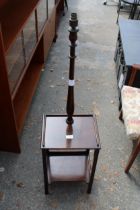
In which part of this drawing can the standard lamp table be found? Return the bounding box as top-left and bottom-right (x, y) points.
(41, 114), (101, 194)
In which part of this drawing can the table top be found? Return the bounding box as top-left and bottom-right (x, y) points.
(41, 115), (100, 149)
(119, 19), (140, 67)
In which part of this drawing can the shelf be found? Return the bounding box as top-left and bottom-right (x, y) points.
(0, 0), (39, 52)
(48, 156), (89, 182)
(13, 62), (43, 133)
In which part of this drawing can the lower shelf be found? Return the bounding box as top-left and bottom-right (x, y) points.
(48, 156), (90, 183)
(13, 62), (43, 134)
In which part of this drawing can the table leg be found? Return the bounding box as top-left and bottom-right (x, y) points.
(42, 150), (49, 194)
(87, 149), (100, 194)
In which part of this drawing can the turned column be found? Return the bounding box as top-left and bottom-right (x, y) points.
(66, 13), (79, 125)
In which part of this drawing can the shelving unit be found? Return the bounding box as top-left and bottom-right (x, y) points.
(0, 0), (64, 153)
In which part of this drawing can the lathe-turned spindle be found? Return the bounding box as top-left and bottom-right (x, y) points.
(66, 13), (79, 125)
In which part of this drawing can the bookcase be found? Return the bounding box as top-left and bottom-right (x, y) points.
(0, 0), (64, 153)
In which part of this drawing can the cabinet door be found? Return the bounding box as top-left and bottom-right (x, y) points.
(23, 11), (37, 61)
(6, 11), (38, 94)
(37, 0), (48, 34)
(43, 7), (55, 59)
(48, 0), (55, 17)
(6, 33), (25, 93)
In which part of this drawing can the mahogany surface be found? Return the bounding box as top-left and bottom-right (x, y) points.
(42, 115), (100, 149)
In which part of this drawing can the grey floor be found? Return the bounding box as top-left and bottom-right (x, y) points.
(0, 0), (140, 210)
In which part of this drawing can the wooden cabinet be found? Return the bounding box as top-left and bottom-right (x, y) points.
(0, 0), (64, 153)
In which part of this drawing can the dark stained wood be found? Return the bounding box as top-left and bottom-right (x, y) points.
(42, 150), (49, 194)
(87, 149), (99, 193)
(41, 114), (101, 194)
(66, 13), (79, 125)
(128, 64), (140, 86)
(41, 11), (101, 194)
(41, 12), (100, 193)
(0, 1), (8, 8)
(0, 30), (20, 153)
(42, 115), (100, 149)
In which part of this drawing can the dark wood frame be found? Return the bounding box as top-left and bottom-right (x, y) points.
(41, 114), (101, 194)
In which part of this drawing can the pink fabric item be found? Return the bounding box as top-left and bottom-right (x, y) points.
(121, 86), (140, 140)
